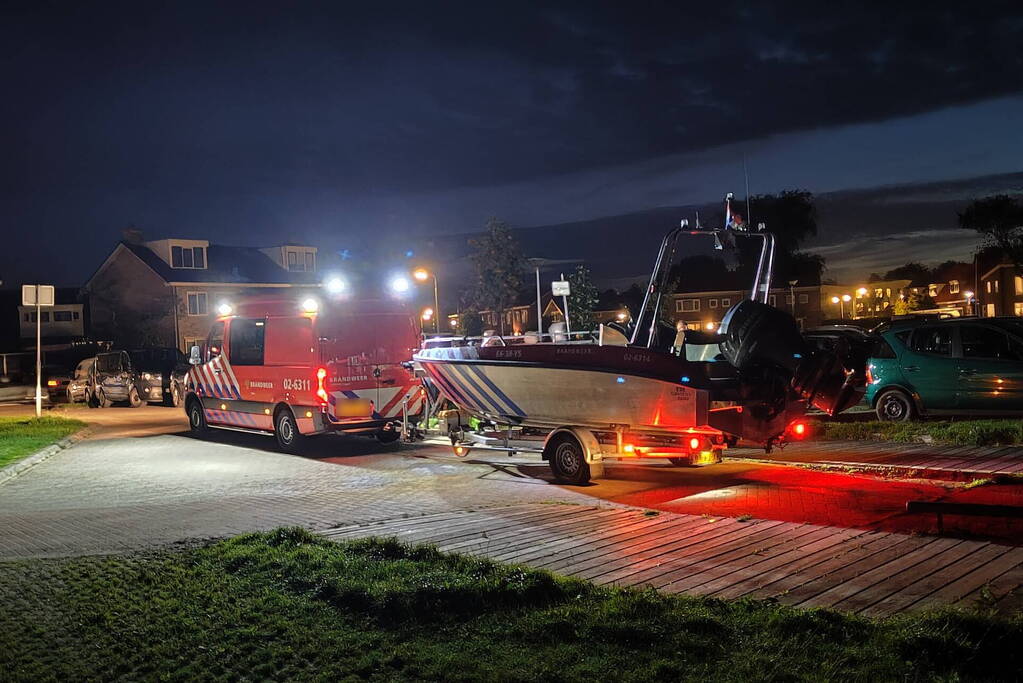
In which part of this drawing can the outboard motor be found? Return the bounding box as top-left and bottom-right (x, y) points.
(718, 300), (860, 416)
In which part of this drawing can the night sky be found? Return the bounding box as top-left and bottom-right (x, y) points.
(2, 1), (1022, 286)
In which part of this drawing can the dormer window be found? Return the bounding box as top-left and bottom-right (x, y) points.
(287, 250), (315, 272)
(948, 280), (960, 294)
(171, 245), (206, 269)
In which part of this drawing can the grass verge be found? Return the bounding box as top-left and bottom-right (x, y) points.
(1, 529), (1020, 681)
(824, 419), (1023, 447)
(0, 415), (85, 469)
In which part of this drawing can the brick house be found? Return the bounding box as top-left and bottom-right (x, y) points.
(979, 263), (1023, 318)
(85, 238), (322, 351)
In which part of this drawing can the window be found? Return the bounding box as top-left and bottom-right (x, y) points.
(875, 288), (884, 298)
(798, 294), (808, 304)
(1016, 302), (1023, 316)
(910, 327), (952, 357)
(288, 251), (298, 269)
(986, 303), (996, 317)
(949, 280), (960, 294)
(720, 298), (731, 307)
(229, 319), (265, 365)
(286, 250), (315, 272)
(871, 337), (898, 359)
(995, 280), (1000, 293)
(960, 325), (1022, 361)
(305, 252), (314, 271)
(769, 295), (777, 307)
(986, 281), (992, 294)
(53, 311), (72, 322)
(187, 292), (208, 316)
(1016, 276), (1023, 295)
(785, 295), (793, 305)
(171, 245), (206, 269)
(73, 311), (80, 320)
(709, 298), (718, 309)
(677, 299), (699, 312)
(207, 321), (225, 360)
(23, 314), (29, 322)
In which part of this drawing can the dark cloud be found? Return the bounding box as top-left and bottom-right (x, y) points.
(1, 1), (1021, 286)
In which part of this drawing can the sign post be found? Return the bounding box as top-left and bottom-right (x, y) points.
(552, 277), (571, 335)
(22, 285), (55, 417)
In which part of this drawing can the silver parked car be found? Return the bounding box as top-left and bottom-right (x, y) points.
(66, 357), (95, 403)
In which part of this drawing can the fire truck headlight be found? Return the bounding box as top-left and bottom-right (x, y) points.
(301, 298), (319, 313)
(324, 276), (346, 294)
(389, 276), (410, 295)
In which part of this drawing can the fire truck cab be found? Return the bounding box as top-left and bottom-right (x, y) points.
(184, 296), (423, 452)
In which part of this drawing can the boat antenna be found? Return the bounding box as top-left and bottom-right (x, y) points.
(724, 192), (733, 229)
(695, 211), (700, 229)
(743, 156), (752, 227)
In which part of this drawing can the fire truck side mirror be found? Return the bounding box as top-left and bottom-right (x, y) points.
(189, 345), (202, 365)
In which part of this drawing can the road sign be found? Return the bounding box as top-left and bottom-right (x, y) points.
(552, 280), (570, 296)
(22, 284), (55, 306)
(23, 285), (55, 417)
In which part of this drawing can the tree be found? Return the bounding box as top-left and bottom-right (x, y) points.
(882, 262), (933, 286)
(456, 308), (483, 336)
(467, 217), (527, 335)
(959, 195), (1023, 267)
(566, 265), (599, 332)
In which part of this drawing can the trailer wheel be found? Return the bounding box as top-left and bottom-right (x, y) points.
(375, 428), (400, 444)
(187, 398), (208, 435)
(95, 388), (112, 408)
(668, 457), (693, 467)
(547, 433), (591, 485)
(274, 408), (304, 454)
(128, 384), (144, 408)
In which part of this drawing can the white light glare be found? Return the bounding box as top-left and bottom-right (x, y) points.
(325, 276), (346, 294)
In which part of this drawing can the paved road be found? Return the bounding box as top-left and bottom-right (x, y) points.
(1, 405), (1021, 559)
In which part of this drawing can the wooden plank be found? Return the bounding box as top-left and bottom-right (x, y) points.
(324, 504), (553, 538)
(830, 539), (980, 615)
(555, 519), (799, 582)
(587, 518), (755, 585)
(659, 524), (832, 594)
(390, 505), (592, 546)
(596, 521), (794, 588)
(487, 512), (707, 565)
(501, 513), (706, 568)
(445, 508), (651, 557)
(423, 506), (619, 551)
(861, 542), (1012, 617)
(790, 537), (962, 610)
(948, 548), (1023, 610)
(709, 527), (871, 599)
(756, 533), (917, 602)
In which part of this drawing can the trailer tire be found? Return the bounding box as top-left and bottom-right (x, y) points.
(375, 428), (400, 444)
(95, 388), (112, 408)
(668, 457), (693, 467)
(547, 433), (591, 485)
(128, 384), (144, 408)
(187, 398), (208, 435)
(274, 407), (304, 454)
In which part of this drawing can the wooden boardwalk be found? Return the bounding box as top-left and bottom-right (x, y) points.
(323, 504), (1023, 617)
(732, 441), (1023, 477)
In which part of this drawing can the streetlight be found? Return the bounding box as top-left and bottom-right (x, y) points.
(413, 268), (441, 333)
(831, 295), (851, 320)
(788, 279), (798, 316)
(964, 290), (975, 316)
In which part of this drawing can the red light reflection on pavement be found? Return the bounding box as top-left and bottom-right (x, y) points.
(599, 463), (1023, 545)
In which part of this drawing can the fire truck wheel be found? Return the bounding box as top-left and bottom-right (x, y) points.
(375, 429), (400, 444)
(128, 385), (144, 408)
(187, 399), (208, 434)
(546, 433), (591, 485)
(274, 408), (304, 453)
(164, 382), (182, 407)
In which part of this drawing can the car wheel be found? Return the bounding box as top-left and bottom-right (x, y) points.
(876, 389), (915, 422)
(274, 408), (304, 454)
(66, 387), (74, 404)
(96, 389), (112, 408)
(164, 383), (181, 408)
(375, 428), (401, 444)
(187, 398), (208, 435)
(128, 384), (144, 408)
(546, 433), (591, 485)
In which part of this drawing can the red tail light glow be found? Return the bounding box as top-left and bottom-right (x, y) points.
(788, 421), (808, 439)
(688, 437), (701, 450)
(315, 367), (329, 404)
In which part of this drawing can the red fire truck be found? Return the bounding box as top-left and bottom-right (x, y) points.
(184, 296), (423, 452)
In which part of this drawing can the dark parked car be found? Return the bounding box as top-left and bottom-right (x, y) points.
(89, 350), (145, 408)
(129, 348), (189, 406)
(866, 317), (1023, 420)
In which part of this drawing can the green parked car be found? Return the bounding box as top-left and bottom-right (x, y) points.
(866, 317), (1023, 421)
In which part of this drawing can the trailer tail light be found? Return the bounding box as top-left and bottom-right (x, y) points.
(315, 367), (329, 405)
(788, 420), (808, 439)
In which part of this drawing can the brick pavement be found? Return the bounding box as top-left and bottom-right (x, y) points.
(0, 431), (594, 559)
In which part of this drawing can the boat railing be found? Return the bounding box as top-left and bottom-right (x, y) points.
(421, 330), (598, 350)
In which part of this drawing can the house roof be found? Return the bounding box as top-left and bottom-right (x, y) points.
(121, 242), (321, 285)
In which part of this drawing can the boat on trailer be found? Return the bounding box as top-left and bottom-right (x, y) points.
(415, 197), (862, 483)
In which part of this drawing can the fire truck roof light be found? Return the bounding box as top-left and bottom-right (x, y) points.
(301, 298), (319, 313)
(217, 302), (233, 316)
(324, 276), (346, 294)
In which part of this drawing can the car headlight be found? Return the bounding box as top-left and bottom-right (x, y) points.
(142, 373), (151, 380)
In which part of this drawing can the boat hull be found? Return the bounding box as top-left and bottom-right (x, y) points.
(417, 355), (710, 433)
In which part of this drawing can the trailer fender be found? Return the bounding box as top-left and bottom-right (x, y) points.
(543, 427), (605, 478)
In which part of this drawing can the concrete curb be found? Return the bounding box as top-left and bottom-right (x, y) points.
(0, 427), (92, 486)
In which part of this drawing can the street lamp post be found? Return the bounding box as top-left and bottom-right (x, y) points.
(413, 269), (440, 333)
(788, 279), (797, 316)
(831, 294), (851, 319)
